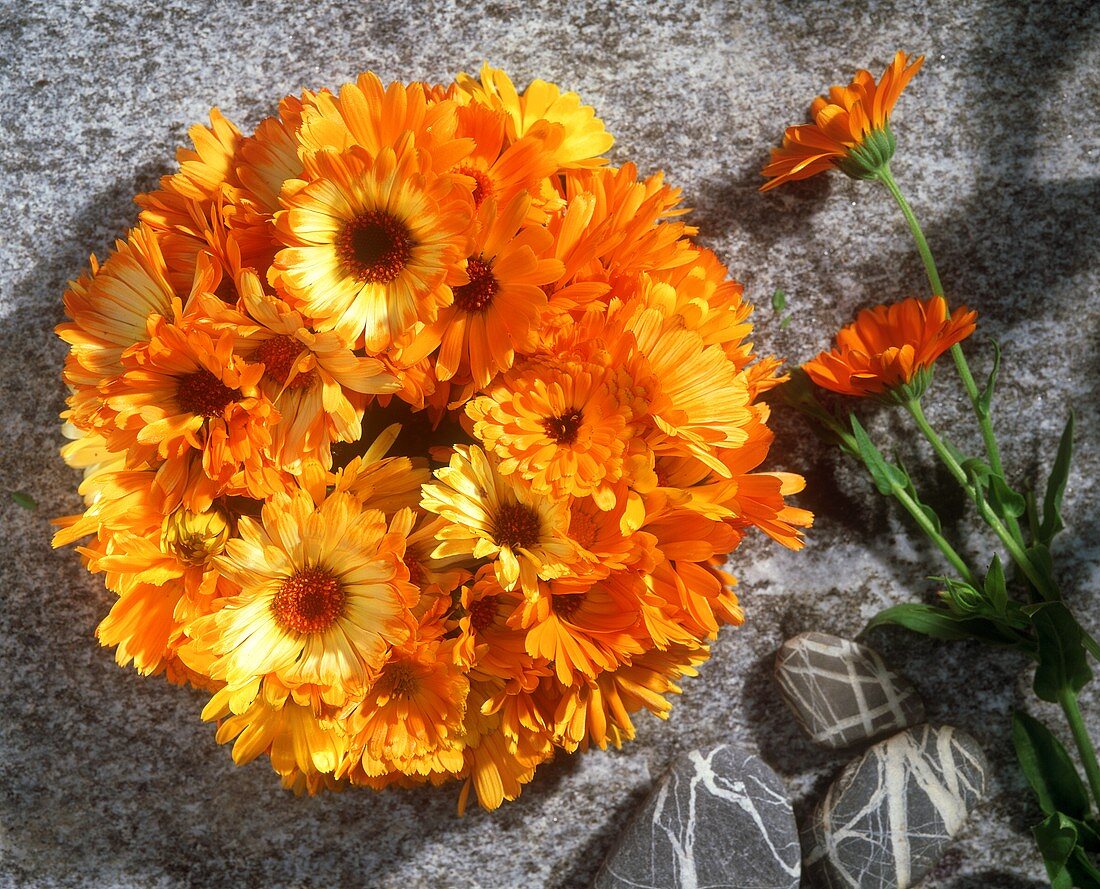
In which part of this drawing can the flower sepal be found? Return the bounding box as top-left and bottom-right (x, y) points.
(878, 365), (932, 406)
(837, 126), (897, 181)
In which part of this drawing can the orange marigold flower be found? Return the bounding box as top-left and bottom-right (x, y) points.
(514, 577), (645, 686)
(272, 145), (471, 351)
(466, 355), (636, 509)
(102, 318), (278, 497)
(182, 490), (417, 709)
(802, 295), (976, 400)
(420, 445), (579, 598)
(456, 64), (614, 170)
(204, 686), (348, 789)
(233, 271), (400, 471)
(341, 635), (470, 763)
(410, 193), (563, 388)
(761, 51), (924, 190)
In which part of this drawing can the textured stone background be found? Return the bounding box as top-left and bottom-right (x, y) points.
(2, 1), (1098, 886)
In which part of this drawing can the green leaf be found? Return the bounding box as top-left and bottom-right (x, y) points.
(851, 416), (895, 496)
(989, 474), (1027, 519)
(771, 289), (787, 312)
(867, 603), (974, 640)
(978, 339), (1002, 416)
(962, 457), (993, 484)
(1041, 412), (1075, 545)
(1035, 813), (1081, 889)
(943, 438), (968, 467)
(1075, 818), (1100, 854)
(869, 602), (1029, 650)
(895, 456), (944, 535)
(984, 555), (1009, 615)
(1033, 603), (1092, 703)
(1026, 488), (1043, 543)
(11, 491), (37, 510)
(1027, 543), (1057, 596)
(1012, 710), (1090, 818)
(1067, 847), (1100, 888)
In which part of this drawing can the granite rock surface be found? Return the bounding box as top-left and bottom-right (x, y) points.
(594, 744), (800, 889)
(2, 1), (1098, 887)
(803, 725), (989, 888)
(776, 632), (925, 749)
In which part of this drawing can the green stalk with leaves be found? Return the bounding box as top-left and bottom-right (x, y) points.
(762, 51), (1098, 888)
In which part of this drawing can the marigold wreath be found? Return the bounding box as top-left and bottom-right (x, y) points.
(55, 65), (811, 810)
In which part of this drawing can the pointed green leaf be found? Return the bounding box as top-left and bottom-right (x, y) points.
(1035, 813), (1080, 889)
(866, 603), (1023, 649)
(978, 339), (1002, 416)
(984, 555), (1009, 615)
(1012, 710), (1090, 818)
(896, 456), (943, 534)
(1027, 543), (1057, 596)
(1067, 847), (1100, 888)
(851, 416), (895, 496)
(1041, 412), (1075, 544)
(1026, 488), (1042, 543)
(866, 603), (974, 640)
(11, 491), (36, 510)
(962, 457), (992, 484)
(771, 289), (787, 312)
(1075, 818), (1100, 855)
(989, 474), (1027, 519)
(1033, 604), (1092, 703)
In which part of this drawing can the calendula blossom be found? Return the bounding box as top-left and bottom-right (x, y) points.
(761, 51), (924, 190)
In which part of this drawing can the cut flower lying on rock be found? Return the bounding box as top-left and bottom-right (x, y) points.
(54, 65), (811, 811)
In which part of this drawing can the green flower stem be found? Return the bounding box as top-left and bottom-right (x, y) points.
(892, 484), (978, 587)
(949, 343), (1025, 543)
(782, 389), (975, 584)
(905, 398), (1058, 600)
(877, 165), (1025, 544)
(1059, 686), (1100, 812)
(876, 164), (943, 296)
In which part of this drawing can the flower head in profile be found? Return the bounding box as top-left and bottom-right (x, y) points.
(802, 295), (976, 401)
(761, 51), (924, 190)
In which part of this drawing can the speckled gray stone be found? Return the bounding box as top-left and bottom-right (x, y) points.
(775, 632), (925, 749)
(3, 1), (1098, 887)
(803, 725), (988, 889)
(595, 744), (799, 889)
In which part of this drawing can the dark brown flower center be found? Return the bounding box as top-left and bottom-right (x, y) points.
(176, 369), (239, 418)
(542, 409), (584, 445)
(384, 662), (419, 698)
(455, 165), (494, 207)
(256, 335), (315, 391)
(551, 593), (584, 621)
(468, 595), (499, 632)
(272, 567), (346, 634)
(491, 501), (541, 551)
(337, 210), (412, 284)
(453, 257), (499, 313)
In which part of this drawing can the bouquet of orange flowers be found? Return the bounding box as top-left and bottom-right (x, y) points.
(54, 66), (810, 810)
(766, 52), (1099, 887)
